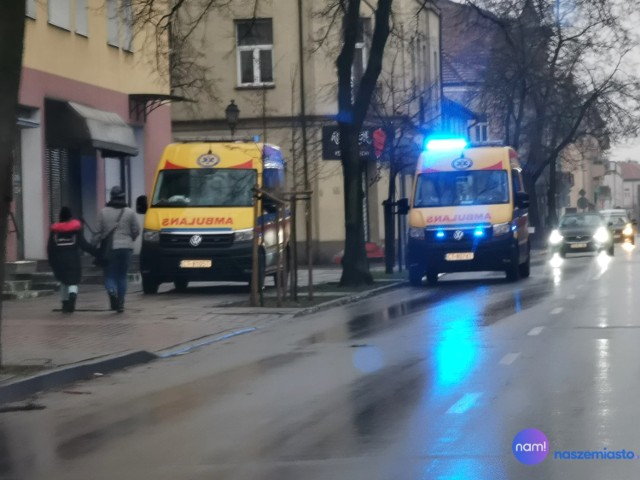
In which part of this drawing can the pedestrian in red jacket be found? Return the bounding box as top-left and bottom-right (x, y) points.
(47, 207), (96, 313)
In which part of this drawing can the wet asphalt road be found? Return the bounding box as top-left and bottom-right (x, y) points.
(2, 244), (640, 479)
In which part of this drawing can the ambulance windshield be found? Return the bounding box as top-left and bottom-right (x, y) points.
(414, 170), (509, 207)
(152, 169), (257, 207)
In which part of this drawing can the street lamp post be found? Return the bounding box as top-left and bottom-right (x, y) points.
(225, 100), (240, 139)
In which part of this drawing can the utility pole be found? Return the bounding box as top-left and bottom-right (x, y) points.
(298, 0), (313, 299)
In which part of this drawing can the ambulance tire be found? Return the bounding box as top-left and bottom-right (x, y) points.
(518, 256), (530, 278)
(426, 270), (439, 286)
(142, 275), (160, 294)
(505, 252), (521, 282)
(518, 242), (531, 278)
(173, 279), (189, 292)
(409, 266), (424, 286)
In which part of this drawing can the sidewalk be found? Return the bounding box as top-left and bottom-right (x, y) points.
(2, 267), (397, 368)
(2, 250), (549, 371)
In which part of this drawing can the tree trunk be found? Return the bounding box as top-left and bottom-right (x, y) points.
(547, 156), (558, 227)
(0, 2), (27, 368)
(383, 164), (397, 274)
(524, 173), (543, 243)
(339, 126), (373, 286)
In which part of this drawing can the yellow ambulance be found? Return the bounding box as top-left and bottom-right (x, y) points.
(406, 138), (530, 285)
(136, 141), (287, 294)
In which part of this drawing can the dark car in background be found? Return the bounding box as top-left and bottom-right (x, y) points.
(600, 209), (636, 245)
(549, 213), (614, 257)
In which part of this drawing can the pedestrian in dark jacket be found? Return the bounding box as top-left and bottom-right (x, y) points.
(47, 207), (95, 313)
(94, 186), (140, 313)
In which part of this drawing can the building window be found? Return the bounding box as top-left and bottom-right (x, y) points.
(48, 0), (71, 30)
(236, 19), (274, 87)
(76, 0), (88, 36)
(107, 0), (119, 47)
(474, 123), (488, 142)
(122, 0), (134, 51)
(26, 0), (36, 19)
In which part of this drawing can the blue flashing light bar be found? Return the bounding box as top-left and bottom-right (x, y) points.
(425, 138), (468, 152)
(436, 230), (445, 238)
(474, 228), (485, 237)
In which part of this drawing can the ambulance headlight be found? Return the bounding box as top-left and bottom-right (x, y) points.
(409, 227), (425, 240)
(143, 229), (160, 243)
(493, 222), (511, 236)
(234, 229), (254, 242)
(623, 224), (633, 236)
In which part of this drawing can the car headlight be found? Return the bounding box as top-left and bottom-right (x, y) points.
(623, 224), (634, 236)
(593, 227), (610, 244)
(549, 229), (563, 245)
(234, 229), (254, 242)
(409, 227), (425, 240)
(493, 222), (511, 236)
(143, 229), (160, 242)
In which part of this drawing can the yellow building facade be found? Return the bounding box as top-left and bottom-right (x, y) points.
(9, 0), (172, 261)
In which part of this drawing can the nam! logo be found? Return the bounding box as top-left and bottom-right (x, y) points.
(452, 156), (473, 170)
(512, 429), (549, 465)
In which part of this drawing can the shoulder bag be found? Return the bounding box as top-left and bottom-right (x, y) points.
(94, 209), (125, 267)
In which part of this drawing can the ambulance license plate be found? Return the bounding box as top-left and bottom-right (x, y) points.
(180, 260), (212, 268)
(445, 252), (474, 261)
(570, 243), (587, 249)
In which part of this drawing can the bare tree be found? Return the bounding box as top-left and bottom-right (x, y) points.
(464, 0), (640, 229)
(0, 2), (27, 368)
(336, 0), (394, 286)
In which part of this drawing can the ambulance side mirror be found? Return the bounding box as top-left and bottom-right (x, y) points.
(515, 192), (529, 209)
(397, 198), (409, 215)
(136, 195), (148, 215)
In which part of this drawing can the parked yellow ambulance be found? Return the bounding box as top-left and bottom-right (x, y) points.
(136, 141), (287, 294)
(406, 138), (530, 285)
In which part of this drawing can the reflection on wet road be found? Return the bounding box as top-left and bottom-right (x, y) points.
(2, 245), (640, 479)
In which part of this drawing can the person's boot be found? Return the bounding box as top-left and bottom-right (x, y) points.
(68, 292), (77, 313)
(62, 300), (70, 313)
(108, 291), (118, 311)
(117, 297), (125, 313)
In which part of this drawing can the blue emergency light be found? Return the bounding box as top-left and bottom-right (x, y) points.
(474, 228), (485, 237)
(436, 230), (445, 238)
(425, 138), (468, 152)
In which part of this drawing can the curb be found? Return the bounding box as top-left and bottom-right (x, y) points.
(0, 350), (157, 405)
(293, 280), (407, 318)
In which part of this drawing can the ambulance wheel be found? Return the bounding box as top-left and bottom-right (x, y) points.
(518, 242), (531, 278)
(426, 270), (439, 286)
(409, 266), (424, 286)
(173, 279), (189, 292)
(518, 256), (530, 278)
(142, 275), (160, 294)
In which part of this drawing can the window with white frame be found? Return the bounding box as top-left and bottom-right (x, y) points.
(353, 18), (370, 87)
(49, 0), (71, 30)
(76, 0), (88, 36)
(122, 0), (134, 51)
(236, 19), (274, 87)
(107, 0), (120, 47)
(474, 122), (489, 142)
(26, 0), (36, 19)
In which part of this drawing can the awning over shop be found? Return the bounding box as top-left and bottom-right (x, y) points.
(68, 102), (138, 156)
(45, 100), (138, 156)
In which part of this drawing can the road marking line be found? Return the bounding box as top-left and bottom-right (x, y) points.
(446, 393), (483, 414)
(499, 353), (521, 365)
(528, 327), (544, 336)
(551, 307), (563, 315)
